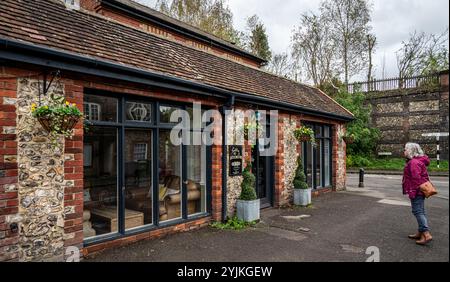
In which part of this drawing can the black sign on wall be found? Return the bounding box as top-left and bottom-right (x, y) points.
(229, 145), (243, 176)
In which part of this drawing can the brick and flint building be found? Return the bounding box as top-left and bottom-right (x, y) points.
(0, 0), (353, 261)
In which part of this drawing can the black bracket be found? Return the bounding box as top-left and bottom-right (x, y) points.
(39, 70), (61, 105)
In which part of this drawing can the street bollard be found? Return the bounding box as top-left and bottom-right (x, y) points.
(359, 168), (365, 188)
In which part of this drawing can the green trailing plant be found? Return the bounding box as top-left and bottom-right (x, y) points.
(239, 163), (257, 201)
(293, 156), (309, 189)
(243, 121), (262, 140)
(210, 216), (257, 230)
(293, 126), (316, 145)
(31, 93), (83, 146)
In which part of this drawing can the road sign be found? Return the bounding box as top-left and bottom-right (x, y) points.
(421, 132), (449, 168)
(421, 132), (449, 137)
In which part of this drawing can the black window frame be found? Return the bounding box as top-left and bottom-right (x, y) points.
(83, 89), (212, 246)
(302, 122), (333, 190)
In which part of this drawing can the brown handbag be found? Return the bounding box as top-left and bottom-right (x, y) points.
(419, 181), (438, 198)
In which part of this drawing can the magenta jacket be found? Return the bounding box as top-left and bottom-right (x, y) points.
(402, 155), (430, 199)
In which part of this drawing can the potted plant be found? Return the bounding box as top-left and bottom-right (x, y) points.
(236, 163), (260, 222)
(31, 93), (82, 145)
(293, 126), (315, 144)
(293, 156), (311, 206)
(342, 133), (356, 144)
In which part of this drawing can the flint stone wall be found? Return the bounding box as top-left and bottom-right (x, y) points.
(16, 78), (67, 261)
(367, 72), (449, 159)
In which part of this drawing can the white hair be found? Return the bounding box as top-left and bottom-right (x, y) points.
(404, 142), (425, 159)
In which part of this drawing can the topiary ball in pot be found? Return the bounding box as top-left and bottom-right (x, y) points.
(239, 165), (257, 200)
(236, 163), (259, 222)
(293, 156), (311, 206)
(293, 156), (308, 190)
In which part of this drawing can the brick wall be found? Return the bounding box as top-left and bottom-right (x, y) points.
(0, 73), (19, 261)
(0, 64), (348, 260)
(62, 79), (85, 257)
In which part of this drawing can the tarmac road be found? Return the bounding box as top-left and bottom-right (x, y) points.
(347, 174), (449, 200)
(85, 174), (449, 262)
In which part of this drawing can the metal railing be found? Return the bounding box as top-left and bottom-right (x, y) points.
(347, 73), (441, 93)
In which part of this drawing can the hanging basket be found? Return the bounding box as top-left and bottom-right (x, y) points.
(342, 136), (355, 144)
(296, 134), (313, 142)
(37, 115), (80, 134)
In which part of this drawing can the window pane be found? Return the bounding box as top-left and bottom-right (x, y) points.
(126, 102), (152, 122)
(305, 142), (313, 188)
(324, 126), (330, 138)
(324, 139), (331, 187)
(315, 140), (322, 188)
(83, 127), (118, 238)
(125, 129), (152, 228)
(186, 106), (206, 129)
(316, 125), (323, 138)
(187, 133), (207, 215)
(159, 130), (182, 221)
(159, 105), (182, 123)
(84, 94), (118, 122)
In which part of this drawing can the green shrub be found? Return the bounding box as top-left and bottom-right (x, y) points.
(347, 155), (372, 167)
(210, 216), (257, 230)
(239, 164), (257, 200)
(293, 156), (308, 189)
(334, 89), (380, 157)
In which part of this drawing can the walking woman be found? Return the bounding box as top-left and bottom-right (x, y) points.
(402, 142), (433, 245)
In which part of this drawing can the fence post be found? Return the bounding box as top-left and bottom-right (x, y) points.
(359, 168), (365, 188)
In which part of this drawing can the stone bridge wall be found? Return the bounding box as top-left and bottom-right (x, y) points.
(366, 71), (449, 159)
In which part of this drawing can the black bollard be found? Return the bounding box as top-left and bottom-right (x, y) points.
(359, 168), (365, 188)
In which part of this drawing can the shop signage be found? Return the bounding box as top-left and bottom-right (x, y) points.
(229, 145), (243, 176)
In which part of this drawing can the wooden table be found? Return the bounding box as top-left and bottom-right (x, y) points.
(89, 206), (144, 232)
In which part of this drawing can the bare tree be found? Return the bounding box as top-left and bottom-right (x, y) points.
(268, 52), (290, 77)
(367, 33), (376, 82)
(153, 0), (242, 45)
(396, 29), (449, 79)
(291, 12), (336, 87)
(320, 0), (372, 84)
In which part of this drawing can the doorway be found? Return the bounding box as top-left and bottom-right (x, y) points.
(251, 142), (274, 209)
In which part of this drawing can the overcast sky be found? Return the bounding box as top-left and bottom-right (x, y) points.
(138, 0), (449, 82)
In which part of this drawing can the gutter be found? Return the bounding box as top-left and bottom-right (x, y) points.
(0, 38), (354, 122)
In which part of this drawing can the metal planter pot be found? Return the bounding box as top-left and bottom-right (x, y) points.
(294, 188), (312, 206)
(236, 199), (260, 222)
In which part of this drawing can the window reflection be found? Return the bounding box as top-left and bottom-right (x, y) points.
(124, 129), (152, 228)
(83, 127), (118, 238)
(83, 95), (117, 122)
(159, 130), (182, 221)
(159, 105), (182, 123)
(186, 133), (207, 215)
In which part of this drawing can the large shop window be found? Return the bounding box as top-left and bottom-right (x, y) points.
(302, 123), (332, 189)
(83, 93), (211, 243)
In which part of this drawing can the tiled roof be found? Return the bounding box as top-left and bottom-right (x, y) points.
(0, 0), (353, 119)
(107, 0), (266, 64)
